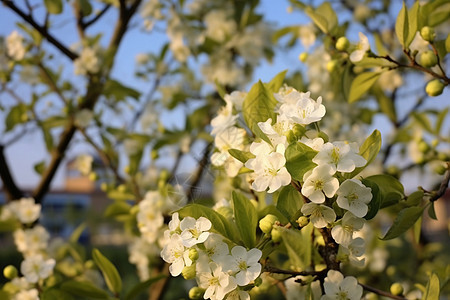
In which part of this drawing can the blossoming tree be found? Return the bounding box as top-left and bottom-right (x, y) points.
(0, 0), (449, 300)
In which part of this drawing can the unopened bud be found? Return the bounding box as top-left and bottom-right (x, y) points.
(182, 265), (196, 280)
(420, 26), (435, 42)
(418, 141), (430, 153)
(296, 216), (309, 227)
(390, 283), (404, 296)
(434, 164), (447, 175)
(271, 227), (282, 243)
(254, 277), (263, 286)
(84, 260), (95, 269)
(3, 265), (18, 279)
(419, 50), (437, 68)
(189, 287), (205, 300)
(88, 172), (98, 181)
(189, 248), (199, 262)
(299, 52), (308, 62)
(425, 79), (444, 97)
(336, 37), (350, 51)
(326, 60), (338, 73)
(259, 214), (278, 234)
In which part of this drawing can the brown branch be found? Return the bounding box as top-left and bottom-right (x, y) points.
(360, 283), (407, 300)
(263, 266), (326, 278)
(0, 145), (24, 201)
(430, 162), (450, 202)
(83, 5), (111, 29)
(186, 142), (212, 202)
(1, 0), (78, 61)
(37, 62), (67, 104)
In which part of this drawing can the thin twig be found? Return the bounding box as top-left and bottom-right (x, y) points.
(360, 283), (407, 300)
(83, 5), (111, 28)
(0, 145), (25, 201)
(430, 162), (450, 202)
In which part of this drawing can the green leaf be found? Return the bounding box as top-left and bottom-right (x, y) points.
(214, 80), (227, 99)
(92, 248), (122, 295)
(406, 190), (424, 207)
(395, 2), (409, 47)
(374, 86), (397, 124)
(105, 201), (132, 218)
(354, 57), (397, 68)
(412, 112), (433, 133)
(435, 107), (448, 134)
(279, 224), (313, 270)
(346, 130), (382, 178)
(366, 174), (404, 208)
(41, 289), (74, 300)
(34, 161), (46, 175)
(103, 79), (141, 102)
(0, 219), (19, 232)
(6, 103), (27, 132)
(406, 1), (421, 47)
(178, 204), (240, 244)
(316, 2), (338, 33)
(413, 215), (422, 244)
(348, 72), (382, 103)
(107, 190), (135, 201)
(381, 206), (424, 240)
(361, 179), (381, 220)
(76, 0), (92, 16)
(276, 185), (303, 223)
(267, 70), (288, 93)
(228, 149), (255, 164)
(285, 142), (318, 181)
(423, 273), (440, 300)
(374, 33), (389, 56)
(69, 222), (87, 243)
(232, 191), (258, 248)
(304, 4), (331, 34)
(60, 280), (109, 299)
(44, 0), (63, 14)
(41, 116), (68, 129)
(124, 275), (166, 300)
(428, 202), (437, 220)
(242, 81), (277, 134)
(446, 34), (450, 53)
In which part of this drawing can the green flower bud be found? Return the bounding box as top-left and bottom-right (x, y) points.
(88, 172), (98, 181)
(336, 37), (350, 51)
(418, 141), (430, 153)
(117, 184), (127, 193)
(438, 152), (449, 161)
(271, 227), (282, 243)
(296, 216), (309, 227)
(189, 287), (205, 300)
(254, 277), (263, 287)
(431, 139), (439, 148)
(259, 214), (278, 234)
(299, 52), (308, 62)
(419, 51), (437, 68)
(182, 265), (197, 280)
(3, 265), (18, 279)
(390, 283), (404, 296)
(20, 113), (28, 122)
(189, 248), (199, 262)
(386, 165), (400, 177)
(434, 164), (447, 175)
(293, 124), (306, 139)
(326, 60), (338, 73)
(425, 79), (445, 97)
(287, 130), (297, 144)
(420, 26), (436, 42)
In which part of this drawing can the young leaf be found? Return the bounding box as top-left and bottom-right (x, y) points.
(435, 107), (448, 134)
(395, 2), (409, 48)
(364, 174), (404, 208)
(44, 0), (63, 14)
(428, 202), (437, 220)
(406, 1), (420, 47)
(242, 81), (277, 134)
(346, 130), (382, 178)
(60, 280), (109, 299)
(316, 2), (338, 33)
(361, 179), (381, 220)
(228, 149), (255, 164)
(381, 206), (424, 240)
(92, 248), (122, 295)
(423, 273), (440, 300)
(304, 6), (328, 34)
(279, 224), (313, 270)
(178, 204), (240, 244)
(412, 112), (433, 133)
(232, 191), (258, 248)
(276, 185), (303, 223)
(266, 70), (287, 93)
(348, 72), (382, 103)
(285, 142), (318, 181)
(374, 85), (397, 124)
(413, 215), (422, 244)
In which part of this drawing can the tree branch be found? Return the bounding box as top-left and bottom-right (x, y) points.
(359, 283), (407, 300)
(0, 145), (25, 201)
(83, 5), (111, 29)
(430, 162), (450, 202)
(186, 142), (212, 202)
(1, 0), (78, 61)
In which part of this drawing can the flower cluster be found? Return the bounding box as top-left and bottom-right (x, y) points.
(160, 213), (262, 300)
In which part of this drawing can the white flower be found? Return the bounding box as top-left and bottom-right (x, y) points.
(204, 10), (236, 43)
(301, 165), (339, 203)
(74, 154), (93, 176)
(285, 276), (322, 300)
(197, 262), (237, 300)
(245, 144), (291, 193)
(211, 126), (246, 177)
(211, 97), (239, 135)
(299, 24), (316, 49)
(275, 87), (326, 125)
(12, 288), (39, 300)
(160, 234), (192, 276)
(201, 233), (230, 263)
(224, 91), (247, 111)
(21, 255), (55, 283)
(6, 31), (26, 61)
(9, 198), (41, 224)
(13, 225), (50, 256)
(222, 246), (262, 286)
(312, 142), (366, 174)
(137, 194), (164, 243)
(350, 32), (370, 63)
(257, 118), (289, 148)
(321, 270), (363, 300)
(301, 203), (336, 228)
(74, 47), (101, 75)
(300, 136), (324, 151)
(331, 212), (365, 247)
(340, 237), (366, 267)
(180, 216), (212, 247)
(336, 179), (372, 218)
(168, 212), (181, 234)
